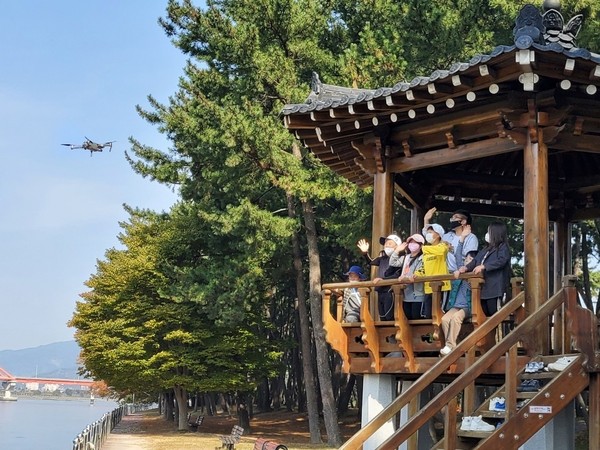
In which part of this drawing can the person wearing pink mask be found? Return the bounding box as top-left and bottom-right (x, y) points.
(391, 234), (427, 320)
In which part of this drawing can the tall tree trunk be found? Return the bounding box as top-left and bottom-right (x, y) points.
(173, 385), (189, 430)
(164, 390), (175, 422)
(287, 345), (301, 411)
(302, 198), (342, 446)
(337, 373), (356, 416)
(287, 193), (322, 443)
(299, 195), (343, 446)
(257, 376), (271, 412)
(237, 396), (251, 431)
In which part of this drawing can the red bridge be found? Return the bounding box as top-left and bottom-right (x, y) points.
(0, 367), (93, 387)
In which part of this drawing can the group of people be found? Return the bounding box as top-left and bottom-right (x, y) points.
(341, 207), (512, 356)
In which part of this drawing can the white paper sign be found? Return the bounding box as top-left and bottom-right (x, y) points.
(529, 405), (552, 414)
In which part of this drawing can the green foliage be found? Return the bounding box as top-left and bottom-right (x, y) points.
(70, 207), (283, 396)
(72, 0), (600, 401)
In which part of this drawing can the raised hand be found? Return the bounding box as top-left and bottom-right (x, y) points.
(460, 224), (472, 239)
(424, 207), (437, 222)
(357, 239), (370, 253)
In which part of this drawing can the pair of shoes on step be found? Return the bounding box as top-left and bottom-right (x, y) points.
(517, 379), (541, 392)
(524, 361), (544, 373)
(439, 345), (452, 356)
(460, 415), (495, 432)
(544, 356), (576, 372)
(488, 396), (506, 412)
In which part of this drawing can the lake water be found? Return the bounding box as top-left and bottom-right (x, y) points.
(0, 397), (119, 450)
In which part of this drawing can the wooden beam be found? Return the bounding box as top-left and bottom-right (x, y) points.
(424, 169), (522, 190)
(569, 207), (600, 221)
(393, 173), (427, 209)
(431, 199), (524, 219)
(389, 98), (518, 140)
(550, 134), (600, 153)
(388, 137), (521, 173)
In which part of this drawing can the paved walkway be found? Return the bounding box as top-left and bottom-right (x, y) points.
(99, 411), (239, 450)
(101, 413), (153, 450)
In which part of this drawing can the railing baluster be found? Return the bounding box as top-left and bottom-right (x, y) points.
(505, 344), (518, 420)
(443, 397), (457, 450)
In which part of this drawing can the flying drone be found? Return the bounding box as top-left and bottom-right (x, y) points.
(61, 137), (115, 156)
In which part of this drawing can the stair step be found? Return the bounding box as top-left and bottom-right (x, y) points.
(519, 371), (556, 379)
(500, 391), (537, 398)
(480, 410), (506, 418)
(457, 429), (494, 439)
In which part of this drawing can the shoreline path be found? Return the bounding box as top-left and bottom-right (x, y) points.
(101, 409), (357, 450)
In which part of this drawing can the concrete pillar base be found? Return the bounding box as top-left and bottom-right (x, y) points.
(362, 374), (396, 450)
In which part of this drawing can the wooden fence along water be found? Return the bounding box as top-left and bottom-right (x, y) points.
(71, 403), (152, 450)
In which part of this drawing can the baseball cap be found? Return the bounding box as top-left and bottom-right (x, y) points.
(406, 233), (425, 244)
(378, 234), (402, 246)
(344, 265), (367, 280)
(426, 224), (445, 238)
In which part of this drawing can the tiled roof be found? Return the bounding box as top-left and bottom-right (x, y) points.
(282, 43), (600, 116)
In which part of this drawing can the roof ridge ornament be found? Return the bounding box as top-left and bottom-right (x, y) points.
(513, 5), (546, 49)
(513, 2), (584, 50)
(542, 8), (583, 50)
(311, 72), (322, 95)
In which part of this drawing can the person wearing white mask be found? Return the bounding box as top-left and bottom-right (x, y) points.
(357, 234), (402, 320)
(455, 222), (511, 316)
(420, 224), (452, 318)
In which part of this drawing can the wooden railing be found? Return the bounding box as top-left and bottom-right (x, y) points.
(337, 276), (598, 450)
(321, 273), (521, 373)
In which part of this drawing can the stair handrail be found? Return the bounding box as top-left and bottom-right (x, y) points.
(378, 288), (567, 450)
(338, 289), (528, 450)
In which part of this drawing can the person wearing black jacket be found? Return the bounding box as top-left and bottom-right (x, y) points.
(455, 222), (511, 316)
(357, 234), (402, 320)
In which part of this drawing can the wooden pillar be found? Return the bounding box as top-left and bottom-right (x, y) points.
(565, 222), (573, 273)
(410, 207), (422, 235)
(370, 170), (394, 319)
(523, 113), (549, 355)
(372, 170), (394, 250)
(553, 220), (569, 354)
(553, 220), (566, 294)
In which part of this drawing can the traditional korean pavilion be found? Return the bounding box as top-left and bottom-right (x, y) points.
(282, 2), (599, 449)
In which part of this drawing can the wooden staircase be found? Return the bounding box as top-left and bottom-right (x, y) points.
(434, 354), (588, 449)
(337, 276), (600, 450)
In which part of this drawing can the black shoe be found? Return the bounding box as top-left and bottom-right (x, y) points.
(517, 379), (541, 392)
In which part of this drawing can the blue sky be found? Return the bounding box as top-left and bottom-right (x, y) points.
(0, 2), (189, 350)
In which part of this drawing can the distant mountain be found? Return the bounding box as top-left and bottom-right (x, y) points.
(0, 340), (82, 379)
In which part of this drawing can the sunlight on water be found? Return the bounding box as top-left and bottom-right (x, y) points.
(0, 397), (119, 450)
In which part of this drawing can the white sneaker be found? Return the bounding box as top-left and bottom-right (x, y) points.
(546, 356), (576, 372)
(469, 415), (495, 432)
(440, 345), (452, 356)
(488, 397), (499, 410)
(460, 416), (473, 431)
(489, 397), (506, 412)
